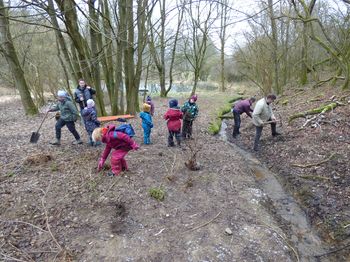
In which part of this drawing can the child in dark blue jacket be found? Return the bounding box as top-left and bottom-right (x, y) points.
(82, 99), (100, 146)
(140, 103), (153, 144)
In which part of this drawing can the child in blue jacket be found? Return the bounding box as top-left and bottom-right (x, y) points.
(140, 103), (153, 144)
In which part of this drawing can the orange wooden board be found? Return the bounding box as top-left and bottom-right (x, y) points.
(97, 114), (134, 122)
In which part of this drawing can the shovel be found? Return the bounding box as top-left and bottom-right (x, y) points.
(30, 110), (50, 143)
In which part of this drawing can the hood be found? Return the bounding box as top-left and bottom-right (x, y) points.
(101, 124), (116, 143)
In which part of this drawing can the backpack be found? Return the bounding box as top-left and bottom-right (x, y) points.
(113, 124), (135, 138)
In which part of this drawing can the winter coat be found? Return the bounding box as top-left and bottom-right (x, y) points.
(74, 86), (96, 110)
(81, 107), (100, 133)
(181, 101), (199, 121)
(164, 108), (183, 132)
(50, 97), (79, 122)
(101, 125), (138, 160)
(233, 99), (253, 117)
(252, 98), (275, 127)
(140, 111), (153, 130)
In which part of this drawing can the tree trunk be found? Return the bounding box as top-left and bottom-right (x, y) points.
(219, 0), (228, 92)
(100, 0), (116, 112)
(0, 0), (38, 115)
(300, 21), (309, 85)
(165, 2), (185, 97)
(47, 0), (79, 83)
(114, 0), (127, 114)
(55, 0), (92, 82)
(268, 0), (280, 93)
(124, 0), (136, 113)
(89, 0), (106, 116)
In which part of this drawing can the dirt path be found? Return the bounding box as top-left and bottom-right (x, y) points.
(0, 93), (335, 261)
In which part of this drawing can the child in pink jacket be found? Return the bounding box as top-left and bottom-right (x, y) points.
(92, 125), (139, 176)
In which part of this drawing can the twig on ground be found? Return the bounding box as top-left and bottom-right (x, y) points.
(0, 219), (48, 233)
(154, 228), (166, 236)
(182, 211), (221, 234)
(291, 153), (336, 168)
(0, 251), (27, 262)
(259, 223), (300, 262)
(98, 179), (120, 201)
(8, 242), (35, 262)
(314, 243), (350, 258)
(298, 175), (330, 181)
(39, 188), (63, 254)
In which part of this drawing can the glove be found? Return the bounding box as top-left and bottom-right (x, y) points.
(97, 158), (106, 171)
(55, 112), (61, 120)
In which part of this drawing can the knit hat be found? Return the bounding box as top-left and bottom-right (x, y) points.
(169, 99), (178, 108)
(143, 103), (151, 112)
(87, 99), (95, 108)
(190, 95), (198, 102)
(57, 90), (67, 97)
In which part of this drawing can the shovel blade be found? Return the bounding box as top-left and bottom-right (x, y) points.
(30, 132), (40, 143)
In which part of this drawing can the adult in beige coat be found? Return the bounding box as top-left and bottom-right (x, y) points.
(252, 94), (280, 151)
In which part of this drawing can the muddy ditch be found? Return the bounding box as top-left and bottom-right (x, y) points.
(219, 120), (349, 262)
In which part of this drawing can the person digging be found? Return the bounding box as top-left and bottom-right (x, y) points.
(48, 90), (83, 146)
(232, 97), (256, 138)
(252, 94), (281, 151)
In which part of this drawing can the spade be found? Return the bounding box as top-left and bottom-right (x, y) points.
(30, 110), (50, 143)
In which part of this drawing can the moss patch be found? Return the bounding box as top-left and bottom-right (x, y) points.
(149, 187), (165, 201)
(208, 95), (244, 135)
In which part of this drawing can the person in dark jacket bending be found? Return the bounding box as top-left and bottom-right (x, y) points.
(232, 97), (256, 138)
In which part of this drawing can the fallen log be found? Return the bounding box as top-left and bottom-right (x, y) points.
(219, 115), (234, 119)
(288, 102), (338, 123)
(97, 114), (134, 122)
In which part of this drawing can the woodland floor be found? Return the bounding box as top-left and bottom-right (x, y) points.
(0, 86), (349, 262)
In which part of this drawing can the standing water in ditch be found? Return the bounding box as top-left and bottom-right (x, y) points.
(219, 121), (329, 261)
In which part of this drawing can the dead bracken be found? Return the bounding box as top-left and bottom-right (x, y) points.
(24, 153), (53, 165)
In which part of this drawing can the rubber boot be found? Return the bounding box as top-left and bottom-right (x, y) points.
(72, 139), (83, 145)
(50, 139), (61, 146)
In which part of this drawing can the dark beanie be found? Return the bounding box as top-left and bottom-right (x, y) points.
(169, 99), (178, 108)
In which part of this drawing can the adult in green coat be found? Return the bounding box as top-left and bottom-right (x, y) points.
(49, 90), (82, 145)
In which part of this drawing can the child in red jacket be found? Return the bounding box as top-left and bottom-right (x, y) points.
(92, 125), (139, 176)
(164, 99), (183, 147)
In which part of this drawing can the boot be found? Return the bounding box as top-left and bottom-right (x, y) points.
(72, 139), (83, 145)
(272, 132), (281, 137)
(50, 139), (61, 146)
(107, 171), (115, 177)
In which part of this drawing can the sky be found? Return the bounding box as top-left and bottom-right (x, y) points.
(156, 0), (348, 55)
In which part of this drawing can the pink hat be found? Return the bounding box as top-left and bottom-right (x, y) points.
(190, 95), (198, 102)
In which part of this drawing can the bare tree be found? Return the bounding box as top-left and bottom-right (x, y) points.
(183, 0), (218, 95)
(0, 0), (38, 115)
(147, 0), (185, 97)
(218, 0), (229, 92)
